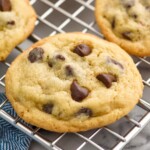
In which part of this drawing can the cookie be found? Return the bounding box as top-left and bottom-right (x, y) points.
(5, 33), (143, 132)
(95, 0), (150, 57)
(0, 0), (36, 61)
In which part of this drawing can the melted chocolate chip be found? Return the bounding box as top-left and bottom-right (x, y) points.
(146, 6), (150, 11)
(111, 17), (116, 29)
(73, 44), (92, 57)
(77, 108), (92, 117)
(7, 20), (15, 25)
(55, 54), (65, 61)
(42, 104), (53, 114)
(48, 61), (53, 67)
(28, 47), (44, 63)
(123, 0), (135, 9)
(107, 57), (124, 69)
(96, 73), (117, 88)
(131, 14), (138, 19)
(122, 31), (132, 40)
(0, 0), (11, 11)
(65, 65), (74, 76)
(70, 80), (89, 102)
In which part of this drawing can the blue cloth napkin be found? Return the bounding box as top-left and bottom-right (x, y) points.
(0, 93), (31, 150)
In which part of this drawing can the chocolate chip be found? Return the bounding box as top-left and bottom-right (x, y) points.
(65, 65), (74, 76)
(123, 0), (135, 9)
(107, 57), (124, 69)
(28, 47), (44, 63)
(76, 108), (92, 117)
(122, 31), (132, 40)
(146, 6), (150, 11)
(130, 13), (138, 19)
(70, 80), (89, 102)
(73, 44), (92, 57)
(132, 14), (138, 19)
(96, 73), (117, 88)
(42, 104), (53, 114)
(7, 20), (15, 25)
(48, 61), (53, 67)
(111, 17), (116, 29)
(0, 0), (11, 11)
(55, 54), (65, 61)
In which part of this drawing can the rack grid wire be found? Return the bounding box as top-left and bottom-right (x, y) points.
(0, 0), (150, 150)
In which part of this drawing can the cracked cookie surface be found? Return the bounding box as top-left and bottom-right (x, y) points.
(5, 33), (143, 132)
(0, 0), (36, 61)
(95, 0), (150, 57)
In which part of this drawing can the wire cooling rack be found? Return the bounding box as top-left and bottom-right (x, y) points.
(0, 0), (150, 150)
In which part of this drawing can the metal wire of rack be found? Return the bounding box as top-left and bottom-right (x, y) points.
(0, 0), (150, 150)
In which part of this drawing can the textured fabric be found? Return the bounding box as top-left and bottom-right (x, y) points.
(0, 93), (31, 150)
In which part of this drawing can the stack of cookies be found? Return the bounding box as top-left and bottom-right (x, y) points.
(3, 0), (147, 132)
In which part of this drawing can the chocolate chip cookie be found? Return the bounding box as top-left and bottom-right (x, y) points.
(0, 0), (36, 61)
(5, 33), (143, 132)
(95, 0), (150, 57)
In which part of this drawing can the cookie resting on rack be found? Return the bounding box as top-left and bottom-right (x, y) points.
(95, 0), (150, 57)
(0, 0), (36, 61)
(5, 33), (143, 132)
